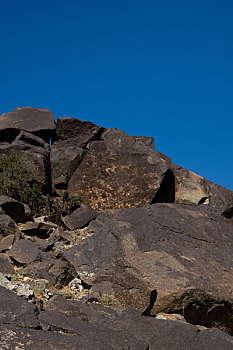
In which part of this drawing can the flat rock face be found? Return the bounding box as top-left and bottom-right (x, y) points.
(0, 107), (55, 142)
(64, 203), (233, 320)
(9, 239), (40, 265)
(68, 129), (171, 210)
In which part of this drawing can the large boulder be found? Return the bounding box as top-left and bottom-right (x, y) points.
(63, 203), (233, 332)
(68, 129), (171, 210)
(54, 117), (105, 142)
(171, 163), (233, 212)
(0, 107), (55, 143)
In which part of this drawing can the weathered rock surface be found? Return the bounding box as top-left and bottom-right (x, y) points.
(0, 107), (55, 142)
(0, 212), (21, 240)
(50, 139), (83, 190)
(0, 285), (39, 328)
(0, 234), (14, 252)
(21, 252), (76, 288)
(0, 254), (15, 273)
(0, 195), (30, 223)
(9, 239), (40, 265)
(68, 129), (171, 210)
(172, 163), (233, 212)
(62, 204), (98, 230)
(54, 117), (105, 141)
(63, 203), (233, 330)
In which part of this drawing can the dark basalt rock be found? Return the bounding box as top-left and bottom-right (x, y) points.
(9, 239), (40, 266)
(0, 107), (55, 143)
(21, 252), (76, 288)
(62, 204), (98, 230)
(0, 286), (39, 328)
(0, 195), (30, 223)
(0, 212), (21, 241)
(63, 203), (233, 320)
(68, 129), (171, 210)
(50, 139), (83, 191)
(0, 254), (15, 273)
(0, 234), (14, 253)
(54, 117), (105, 141)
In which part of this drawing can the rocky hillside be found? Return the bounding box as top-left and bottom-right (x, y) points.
(0, 107), (233, 349)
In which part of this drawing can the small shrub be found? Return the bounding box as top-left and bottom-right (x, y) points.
(47, 191), (83, 225)
(0, 153), (33, 201)
(98, 294), (120, 306)
(22, 183), (47, 210)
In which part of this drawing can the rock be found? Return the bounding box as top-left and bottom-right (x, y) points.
(0, 213), (21, 241)
(21, 252), (76, 288)
(87, 209), (120, 232)
(0, 254), (15, 274)
(9, 239), (40, 265)
(62, 205), (98, 230)
(68, 129), (171, 210)
(0, 107), (55, 143)
(19, 221), (58, 238)
(0, 234), (14, 252)
(15, 130), (50, 149)
(133, 135), (155, 148)
(0, 272), (14, 290)
(172, 163), (233, 211)
(42, 296), (233, 350)
(50, 228), (78, 243)
(63, 203), (233, 329)
(0, 195), (31, 223)
(0, 285), (39, 328)
(16, 283), (34, 299)
(50, 139), (83, 190)
(54, 117), (104, 141)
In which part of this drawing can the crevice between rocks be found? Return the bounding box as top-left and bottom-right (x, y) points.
(151, 170), (175, 204)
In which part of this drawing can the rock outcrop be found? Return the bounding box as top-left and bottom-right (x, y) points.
(0, 106), (233, 349)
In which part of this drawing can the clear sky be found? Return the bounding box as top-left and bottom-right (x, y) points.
(0, 0), (232, 190)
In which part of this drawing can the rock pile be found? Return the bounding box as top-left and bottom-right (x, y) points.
(0, 107), (233, 349)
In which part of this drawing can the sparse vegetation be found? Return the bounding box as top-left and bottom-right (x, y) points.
(47, 190), (84, 225)
(0, 153), (46, 212)
(98, 294), (121, 306)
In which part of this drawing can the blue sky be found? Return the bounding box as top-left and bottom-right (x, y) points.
(0, 0), (232, 190)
